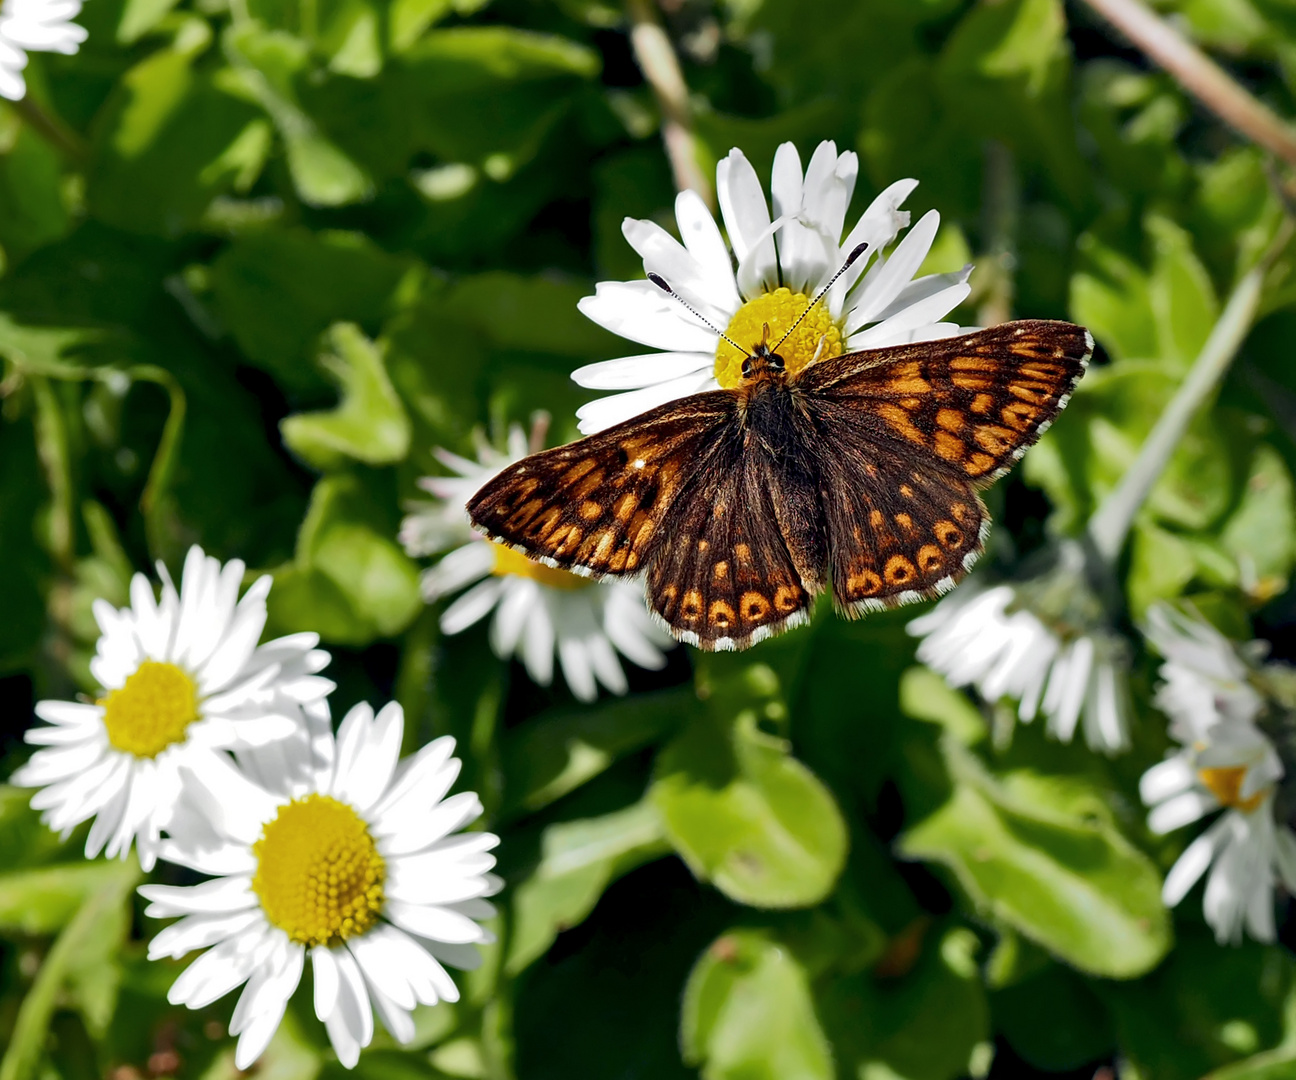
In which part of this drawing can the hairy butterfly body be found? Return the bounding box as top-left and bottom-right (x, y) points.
(467, 319), (1091, 651)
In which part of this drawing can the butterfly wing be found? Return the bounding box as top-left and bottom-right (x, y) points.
(467, 392), (737, 577)
(645, 423), (820, 650)
(467, 390), (819, 649)
(796, 319), (1091, 613)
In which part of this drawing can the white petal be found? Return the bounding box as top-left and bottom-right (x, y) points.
(570, 351), (713, 391)
(575, 369), (718, 435)
(385, 901), (492, 944)
(848, 281), (972, 350)
(1139, 756), (1196, 805)
(577, 281), (718, 353)
(139, 876), (256, 916)
(1148, 790), (1218, 835)
(844, 209), (941, 334)
(440, 578), (505, 636)
(1163, 819), (1228, 906)
(421, 543), (494, 603)
(674, 189), (739, 309)
(716, 148), (777, 297)
(332, 701), (403, 812)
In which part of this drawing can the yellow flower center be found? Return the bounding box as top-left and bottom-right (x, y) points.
(491, 542), (593, 590)
(99, 660), (200, 758)
(1198, 765), (1268, 813)
(252, 794), (386, 948)
(714, 288), (843, 389)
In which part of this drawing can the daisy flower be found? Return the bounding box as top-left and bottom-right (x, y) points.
(13, 546), (333, 870)
(907, 542), (1130, 754)
(0, 0), (86, 101)
(399, 418), (674, 702)
(1139, 604), (1296, 944)
(572, 139), (972, 433)
(141, 700), (499, 1069)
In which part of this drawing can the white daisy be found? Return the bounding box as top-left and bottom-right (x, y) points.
(0, 0), (86, 101)
(399, 419), (674, 702)
(1139, 603), (1296, 944)
(907, 543), (1130, 754)
(140, 700), (499, 1070)
(13, 545), (333, 870)
(571, 139), (973, 433)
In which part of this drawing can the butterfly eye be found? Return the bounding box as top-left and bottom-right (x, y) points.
(768, 352), (785, 371)
(741, 357), (753, 379)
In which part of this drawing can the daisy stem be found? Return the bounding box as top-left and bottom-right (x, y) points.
(1079, 0), (1296, 169)
(1085, 256), (1269, 565)
(12, 95), (88, 163)
(625, 0), (714, 207)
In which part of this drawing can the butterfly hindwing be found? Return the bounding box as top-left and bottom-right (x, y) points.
(467, 393), (736, 577)
(646, 426), (818, 650)
(798, 319), (1091, 486)
(811, 419), (988, 613)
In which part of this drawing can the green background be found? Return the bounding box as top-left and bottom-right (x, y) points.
(3, 0), (1296, 1077)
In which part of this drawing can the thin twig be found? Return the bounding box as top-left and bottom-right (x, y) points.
(1080, 0), (1296, 169)
(977, 141), (1019, 327)
(625, 0), (713, 207)
(1085, 220), (1294, 562)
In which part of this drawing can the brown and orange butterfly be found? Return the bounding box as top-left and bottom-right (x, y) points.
(468, 314), (1090, 651)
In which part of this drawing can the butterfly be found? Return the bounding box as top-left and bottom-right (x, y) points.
(468, 309), (1090, 651)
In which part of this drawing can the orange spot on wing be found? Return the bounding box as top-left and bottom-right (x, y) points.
(934, 431), (965, 462)
(884, 556), (916, 586)
(874, 403), (928, 446)
(936, 408), (964, 431)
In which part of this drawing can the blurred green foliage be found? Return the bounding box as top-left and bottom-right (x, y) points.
(5, 0), (1296, 1077)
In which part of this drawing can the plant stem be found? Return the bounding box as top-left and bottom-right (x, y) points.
(1085, 263), (1265, 563)
(625, 0), (713, 207)
(12, 95), (88, 163)
(1080, 0), (1296, 169)
(977, 140), (1019, 327)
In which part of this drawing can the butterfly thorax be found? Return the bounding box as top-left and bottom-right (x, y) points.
(740, 342), (786, 382)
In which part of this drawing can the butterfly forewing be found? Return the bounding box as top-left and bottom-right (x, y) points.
(467, 393), (735, 577)
(800, 320), (1091, 486)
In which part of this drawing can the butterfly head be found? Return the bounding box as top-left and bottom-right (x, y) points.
(741, 323), (787, 381)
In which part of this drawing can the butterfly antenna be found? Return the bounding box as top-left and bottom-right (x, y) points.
(772, 241), (870, 352)
(647, 273), (747, 355)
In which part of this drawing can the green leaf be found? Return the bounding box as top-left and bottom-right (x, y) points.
(820, 926), (990, 1080)
(0, 860), (139, 1080)
(899, 739), (1170, 978)
(1070, 233), (1158, 363)
(208, 228), (416, 390)
(899, 666), (986, 747)
(396, 27), (597, 176)
(681, 929), (833, 1080)
(650, 662), (848, 909)
(1103, 931), (1295, 1080)
(0, 863), (141, 936)
(222, 23), (374, 207)
(1147, 214), (1220, 371)
(507, 800), (671, 974)
(0, 113), (70, 262)
(991, 963), (1115, 1072)
(265, 472), (421, 644)
(0, 413), (48, 672)
(88, 24), (271, 237)
(280, 323), (411, 469)
(501, 688), (691, 816)
(1220, 443), (1296, 603)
